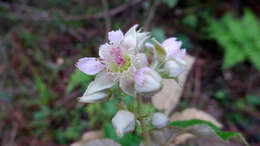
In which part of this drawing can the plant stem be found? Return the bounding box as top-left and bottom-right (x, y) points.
(137, 94), (152, 146)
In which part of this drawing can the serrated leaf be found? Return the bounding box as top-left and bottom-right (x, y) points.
(207, 9), (260, 70)
(169, 119), (249, 146)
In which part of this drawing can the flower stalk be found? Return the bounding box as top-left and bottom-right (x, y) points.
(137, 94), (152, 146)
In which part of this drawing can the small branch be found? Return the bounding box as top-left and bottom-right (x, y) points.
(144, 0), (163, 31)
(102, 0), (111, 41)
(0, 0), (143, 21)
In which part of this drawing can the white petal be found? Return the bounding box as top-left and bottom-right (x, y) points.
(99, 43), (112, 59)
(76, 57), (104, 75)
(136, 32), (150, 52)
(122, 25), (138, 52)
(151, 112), (169, 128)
(108, 29), (124, 43)
(119, 77), (136, 96)
(112, 110), (135, 137)
(133, 53), (148, 69)
(79, 89), (110, 103)
(87, 71), (117, 94)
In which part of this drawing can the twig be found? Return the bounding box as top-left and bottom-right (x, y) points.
(102, 0), (111, 41)
(0, 0), (143, 21)
(144, 0), (163, 31)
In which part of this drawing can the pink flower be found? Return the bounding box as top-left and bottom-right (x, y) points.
(76, 25), (150, 102)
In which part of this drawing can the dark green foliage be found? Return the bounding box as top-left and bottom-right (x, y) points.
(66, 69), (93, 94)
(207, 9), (260, 70)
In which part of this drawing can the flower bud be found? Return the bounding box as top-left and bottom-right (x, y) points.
(163, 59), (186, 78)
(135, 67), (162, 93)
(151, 112), (169, 128)
(112, 110), (135, 137)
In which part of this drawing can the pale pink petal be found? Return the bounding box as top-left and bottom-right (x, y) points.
(108, 29), (124, 43)
(76, 57), (104, 75)
(162, 37), (185, 59)
(119, 77), (135, 96)
(134, 67), (149, 86)
(162, 37), (177, 48)
(178, 49), (186, 59)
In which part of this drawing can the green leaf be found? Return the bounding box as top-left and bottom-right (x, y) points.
(34, 77), (52, 105)
(163, 0), (178, 8)
(207, 9), (260, 70)
(151, 28), (166, 42)
(103, 123), (142, 146)
(170, 119), (249, 145)
(66, 69), (93, 94)
(246, 94), (260, 108)
(222, 45), (246, 69)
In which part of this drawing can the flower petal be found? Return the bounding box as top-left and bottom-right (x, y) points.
(76, 57), (104, 75)
(119, 77), (136, 96)
(122, 25), (138, 52)
(162, 37), (177, 48)
(136, 31), (150, 52)
(133, 53), (148, 69)
(87, 71), (117, 94)
(162, 37), (185, 59)
(108, 29), (124, 43)
(79, 88), (110, 103)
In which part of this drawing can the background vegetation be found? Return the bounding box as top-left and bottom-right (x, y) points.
(0, 0), (259, 145)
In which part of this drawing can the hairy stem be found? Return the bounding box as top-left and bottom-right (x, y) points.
(137, 94), (152, 146)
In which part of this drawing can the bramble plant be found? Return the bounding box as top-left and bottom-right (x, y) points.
(75, 25), (248, 146)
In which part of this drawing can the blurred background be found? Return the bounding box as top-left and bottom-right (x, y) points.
(0, 0), (260, 145)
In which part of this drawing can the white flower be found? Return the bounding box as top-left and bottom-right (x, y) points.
(76, 25), (150, 102)
(152, 38), (187, 78)
(151, 112), (169, 128)
(112, 110), (135, 137)
(135, 67), (162, 93)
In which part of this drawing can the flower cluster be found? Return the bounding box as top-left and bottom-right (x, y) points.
(76, 24), (187, 137)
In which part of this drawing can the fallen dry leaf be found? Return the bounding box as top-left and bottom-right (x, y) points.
(82, 130), (104, 141)
(84, 139), (120, 146)
(71, 130), (103, 146)
(172, 133), (195, 145)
